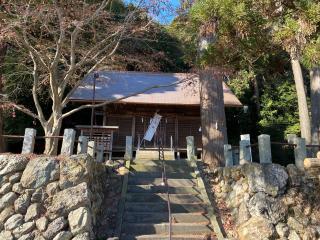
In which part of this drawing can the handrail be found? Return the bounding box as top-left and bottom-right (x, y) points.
(158, 137), (172, 240)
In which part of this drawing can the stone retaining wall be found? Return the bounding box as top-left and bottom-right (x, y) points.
(207, 163), (320, 240)
(0, 154), (106, 240)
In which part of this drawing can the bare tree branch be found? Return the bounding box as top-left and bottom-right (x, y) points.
(1, 100), (39, 120)
(30, 52), (46, 125)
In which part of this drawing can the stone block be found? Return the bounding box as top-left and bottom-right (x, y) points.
(77, 136), (88, 154)
(21, 128), (37, 154)
(258, 134), (272, 164)
(61, 129), (76, 156)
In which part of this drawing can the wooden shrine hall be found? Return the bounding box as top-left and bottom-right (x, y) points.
(70, 71), (242, 155)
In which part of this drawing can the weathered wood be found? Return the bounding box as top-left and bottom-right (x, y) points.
(224, 144), (233, 166)
(21, 128), (37, 154)
(60, 129), (76, 156)
(317, 151), (320, 159)
(304, 158), (320, 169)
(258, 134), (272, 163)
(131, 116), (136, 147)
(77, 136), (88, 154)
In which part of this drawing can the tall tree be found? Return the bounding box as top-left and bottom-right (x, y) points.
(304, 37), (320, 145)
(0, 0), (167, 155)
(264, 0), (320, 144)
(0, 43), (7, 152)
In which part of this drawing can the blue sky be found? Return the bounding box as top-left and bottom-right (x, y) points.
(124, 0), (181, 24)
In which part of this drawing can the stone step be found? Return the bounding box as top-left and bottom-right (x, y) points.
(129, 172), (197, 179)
(132, 160), (191, 167)
(125, 202), (209, 213)
(130, 165), (194, 173)
(136, 151), (175, 160)
(126, 193), (203, 204)
(127, 186), (203, 194)
(122, 223), (213, 235)
(124, 212), (210, 224)
(121, 234), (214, 240)
(128, 178), (197, 187)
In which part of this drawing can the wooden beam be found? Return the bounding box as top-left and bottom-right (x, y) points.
(175, 116), (179, 150)
(131, 116), (136, 145)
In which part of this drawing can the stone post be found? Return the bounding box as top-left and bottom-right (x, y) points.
(21, 128), (37, 154)
(287, 134), (297, 145)
(124, 136), (133, 160)
(232, 148), (240, 165)
(60, 129), (76, 156)
(240, 134), (252, 161)
(96, 143), (104, 163)
(77, 136), (88, 154)
(186, 136), (195, 160)
(258, 134), (272, 164)
(87, 141), (96, 158)
(239, 140), (251, 164)
(294, 137), (306, 171)
(224, 144), (233, 167)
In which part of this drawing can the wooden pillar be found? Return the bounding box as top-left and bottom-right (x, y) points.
(103, 105), (107, 126)
(131, 116), (136, 147)
(175, 117), (179, 150)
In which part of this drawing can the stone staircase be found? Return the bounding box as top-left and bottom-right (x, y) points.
(117, 150), (220, 240)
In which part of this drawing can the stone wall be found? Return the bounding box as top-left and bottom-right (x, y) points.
(207, 163), (320, 240)
(0, 154), (106, 240)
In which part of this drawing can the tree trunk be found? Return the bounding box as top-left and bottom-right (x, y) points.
(200, 68), (227, 169)
(252, 76), (261, 115)
(310, 67), (320, 145)
(0, 43), (8, 153)
(44, 117), (62, 155)
(290, 57), (311, 144)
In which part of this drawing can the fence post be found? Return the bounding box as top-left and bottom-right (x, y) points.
(186, 136), (195, 160)
(239, 140), (251, 164)
(258, 134), (272, 163)
(124, 136), (133, 160)
(287, 134), (297, 145)
(87, 141), (96, 158)
(294, 137), (306, 171)
(240, 134), (252, 161)
(96, 143), (104, 163)
(77, 136), (88, 154)
(224, 144), (233, 167)
(232, 148), (240, 165)
(21, 128), (37, 154)
(60, 129), (76, 156)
